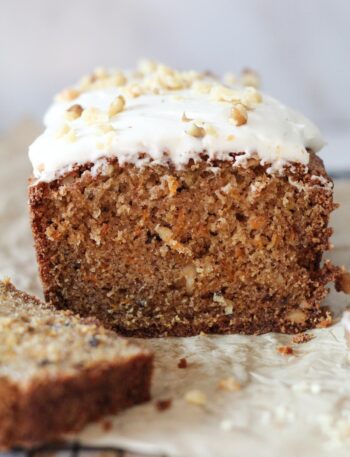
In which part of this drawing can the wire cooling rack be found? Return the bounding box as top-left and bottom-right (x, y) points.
(3, 442), (168, 457)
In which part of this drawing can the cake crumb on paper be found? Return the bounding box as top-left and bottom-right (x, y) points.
(178, 357), (188, 369)
(185, 389), (206, 406)
(218, 377), (241, 392)
(277, 345), (294, 356)
(155, 399), (172, 412)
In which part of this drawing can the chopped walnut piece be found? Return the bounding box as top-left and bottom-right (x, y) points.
(226, 134), (236, 141)
(81, 107), (106, 125)
(178, 357), (188, 369)
(186, 123), (206, 138)
(93, 67), (109, 80)
(223, 72), (237, 85)
(241, 87), (263, 109)
(56, 88), (80, 102)
(241, 69), (261, 88)
(185, 389), (206, 406)
(218, 377), (241, 392)
(138, 59), (158, 75)
(230, 104), (248, 126)
(335, 269), (350, 294)
(108, 95), (126, 117)
(181, 112), (192, 122)
(292, 333), (314, 344)
(112, 71), (127, 87)
(205, 124), (218, 137)
(192, 80), (212, 94)
(55, 124), (70, 139)
(210, 85), (241, 103)
(66, 129), (77, 143)
(65, 104), (83, 120)
(155, 398), (172, 412)
(277, 345), (294, 356)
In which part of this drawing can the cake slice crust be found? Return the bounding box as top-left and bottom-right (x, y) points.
(0, 280), (153, 449)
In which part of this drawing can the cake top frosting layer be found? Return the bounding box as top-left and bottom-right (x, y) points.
(29, 61), (325, 182)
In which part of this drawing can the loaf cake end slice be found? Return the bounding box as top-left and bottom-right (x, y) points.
(0, 279), (153, 450)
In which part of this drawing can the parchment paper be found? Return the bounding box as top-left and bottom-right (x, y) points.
(1, 121), (350, 457)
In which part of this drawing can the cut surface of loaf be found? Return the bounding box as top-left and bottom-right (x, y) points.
(30, 153), (339, 337)
(0, 280), (153, 449)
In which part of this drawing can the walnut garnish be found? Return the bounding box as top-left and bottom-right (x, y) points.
(112, 71), (127, 87)
(55, 124), (77, 142)
(81, 107), (106, 125)
(181, 112), (192, 123)
(223, 72), (237, 85)
(186, 123), (206, 138)
(65, 104), (83, 120)
(55, 124), (70, 138)
(205, 124), (218, 137)
(192, 80), (212, 94)
(226, 134), (236, 141)
(218, 377), (241, 392)
(210, 84), (241, 103)
(241, 69), (260, 88)
(108, 95), (126, 117)
(55, 88), (80, 102)
(66, 129), (77, 143)
(241, 87), (263, 109)
(93, 67), (109, 80)
(138, 59), (158, 75)
(121, 83), (143, 98)
(185, 389), (206, 406)
(230, 104), (248, 126)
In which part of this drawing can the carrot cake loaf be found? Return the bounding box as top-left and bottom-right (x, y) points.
(28, 60), (345, 337)
(0, 279), (152, 449)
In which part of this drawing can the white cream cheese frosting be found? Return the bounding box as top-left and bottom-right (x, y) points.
(28, 62), (325, 182)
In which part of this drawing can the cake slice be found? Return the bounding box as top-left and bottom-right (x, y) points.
(0, 280), (153, 449)
(28, 61), (345, 337)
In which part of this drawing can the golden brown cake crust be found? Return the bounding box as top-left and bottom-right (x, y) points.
(29, 153), (340, 337)
(0, 281), (153, 449)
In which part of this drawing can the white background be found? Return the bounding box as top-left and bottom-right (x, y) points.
(1, 0), (349, 172)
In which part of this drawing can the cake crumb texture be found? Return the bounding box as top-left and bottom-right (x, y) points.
(29, 152), (341, 337)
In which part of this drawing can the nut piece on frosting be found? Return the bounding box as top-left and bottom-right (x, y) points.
(230, 104), (248, 126)
(186, 123), (206, 138)
(108, 95), (126, 118)
(241, 68), (261, 88)
(65, 104), (83, 120)
(55, 88), (80, 102)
